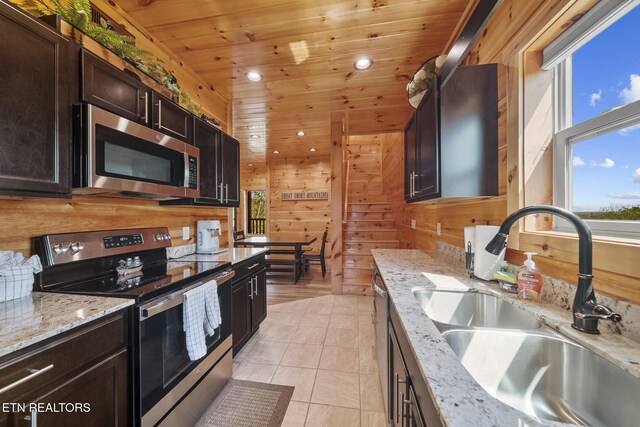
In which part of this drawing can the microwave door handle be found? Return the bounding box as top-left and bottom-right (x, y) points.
(184, 153), (190, 188)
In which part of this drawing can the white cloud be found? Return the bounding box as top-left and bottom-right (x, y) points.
(633, 168), (640, 183)
(620, 74), (640, 104)
(608, 192), (640, 199)
(619, 123), (640, 136)
(591, 158), (616, 168)
(572, 156), (585, 167)
(589, 89), (602, 107)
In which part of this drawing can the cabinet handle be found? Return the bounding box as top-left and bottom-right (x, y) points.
(247, 263), (260, 270)
(395, 372), (406, 424)
(157, 99), (162, 128)
(142, 92), (149, 124)
(24, 409), (37, 427)
(254, 276), (258, 296)
(219, 182), (224, 204)
(225, 184), (229, 203)
(248, 279), (253, 300)
(0, 364), (54, 394)
(403, 397), (412, 424)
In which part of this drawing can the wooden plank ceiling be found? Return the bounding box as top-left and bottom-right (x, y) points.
(114, 0), (467, 167)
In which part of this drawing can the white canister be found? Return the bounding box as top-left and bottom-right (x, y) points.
(473, 225), (505, 280)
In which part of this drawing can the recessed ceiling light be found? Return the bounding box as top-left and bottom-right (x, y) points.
(248, 163), (254, 167)
(245, 70), (262, 82)
(250, 134), (260, 139)
(309, 148), (317, 152)
(354, 57), (373, 70)
(272, 150), (280, 154)
(296, 130), (306, 137)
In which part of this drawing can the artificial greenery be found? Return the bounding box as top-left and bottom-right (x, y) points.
(18, 0), (202, 114)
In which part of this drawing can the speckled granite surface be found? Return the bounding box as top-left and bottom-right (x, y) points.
(0, 293), (133, 358)
(372, 248), (640, 427)
(174, 247), (268, 265)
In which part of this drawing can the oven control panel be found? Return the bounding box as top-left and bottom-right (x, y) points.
(104, 234), (143, 249)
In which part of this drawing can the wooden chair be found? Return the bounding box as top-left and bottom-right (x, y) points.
(303, 229), (328, 277)
(233, 230), (246, 241)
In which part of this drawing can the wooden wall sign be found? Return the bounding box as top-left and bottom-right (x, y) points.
(281, 191), (329, 200)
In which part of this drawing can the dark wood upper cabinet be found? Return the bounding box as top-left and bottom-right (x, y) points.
(0, 2), (71, 198)
(151, 92), (193, 144)
(81, 50), (149, 124)
(440, 63), (498, 198)
(221, 133), (240, 206)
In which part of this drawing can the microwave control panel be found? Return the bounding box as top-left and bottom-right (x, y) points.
(188, 155), (198, 189)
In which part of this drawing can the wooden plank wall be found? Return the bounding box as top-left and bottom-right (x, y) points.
(0, 196), (229, 256)
(268, 154), (331, 255)
(380, 0), (640, 304)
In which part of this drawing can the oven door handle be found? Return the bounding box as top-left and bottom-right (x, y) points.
(140, 270), (235, 320)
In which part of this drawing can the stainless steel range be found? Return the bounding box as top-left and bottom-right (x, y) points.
(35, 227), (234, 427)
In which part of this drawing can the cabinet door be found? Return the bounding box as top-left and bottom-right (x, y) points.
(415, 87), (440, 200)
(193, 118), (222, 202)
(152, 92), (193, 143)
(440, 64), (498, 197)
(389, 324), (409, 427)
(404, 114), (417, 200)
(251, 269), (267, 330)
(232, 279), (252, 355)
(4, 350), (130, 427)
(0, 3), (71, 197)
(81, 50), (149, 124)
(220, 133), (240, 206)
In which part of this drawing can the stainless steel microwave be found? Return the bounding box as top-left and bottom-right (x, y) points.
(73, 103), (199, 199)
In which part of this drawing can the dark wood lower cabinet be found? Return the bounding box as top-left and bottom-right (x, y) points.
(389, 301), (443, 427)
(232, 256), (267, 355)
(0, 310), (131, 427)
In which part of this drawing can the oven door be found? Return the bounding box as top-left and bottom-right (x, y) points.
(138, 270), (233, 425)
(76, 103), (199, 199)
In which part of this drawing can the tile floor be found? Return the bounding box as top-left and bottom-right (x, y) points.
(232, 294), (386, 427)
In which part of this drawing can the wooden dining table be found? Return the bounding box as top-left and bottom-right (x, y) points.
(234, 236), (318, 283)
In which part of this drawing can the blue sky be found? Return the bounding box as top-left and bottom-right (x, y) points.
(571, 5), (640, 212)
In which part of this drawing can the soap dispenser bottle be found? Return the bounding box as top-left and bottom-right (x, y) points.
(517, 252), (543, 301)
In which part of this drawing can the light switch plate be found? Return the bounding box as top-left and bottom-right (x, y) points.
(436, 222), (442, 236)
(411, 219), (416, 229)
(182, 226), (190, 240)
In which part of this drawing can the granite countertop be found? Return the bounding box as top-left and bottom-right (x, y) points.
(0, 292), (133, 359)
(174, 247), (268, 265)
(371, 249), (640, 427)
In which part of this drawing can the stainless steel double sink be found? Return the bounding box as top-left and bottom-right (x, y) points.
(413, 289), (640, 427)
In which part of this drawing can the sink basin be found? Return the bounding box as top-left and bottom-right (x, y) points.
(413, 289), (542, 330)
(443, 329), (640, 427)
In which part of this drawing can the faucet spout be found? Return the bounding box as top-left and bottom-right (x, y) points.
(484, 205), (621, 334)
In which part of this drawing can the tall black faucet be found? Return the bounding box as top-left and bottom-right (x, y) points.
(485, 205), (621, 334)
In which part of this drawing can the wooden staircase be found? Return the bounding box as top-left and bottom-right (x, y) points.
(341, 136), (399, 295)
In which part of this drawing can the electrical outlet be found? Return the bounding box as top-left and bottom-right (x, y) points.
(182, 226), (190, 240)
(436, 222), (442, 236)
(411, 219), (416, 229)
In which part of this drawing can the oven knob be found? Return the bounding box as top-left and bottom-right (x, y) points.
(154, 234), (162, 241)
(69, 242), (85, 254)
(52, 244), (69, 255)
(164, 233), (171, 241)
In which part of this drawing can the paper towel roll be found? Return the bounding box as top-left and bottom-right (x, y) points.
(473, 225), (505, 280)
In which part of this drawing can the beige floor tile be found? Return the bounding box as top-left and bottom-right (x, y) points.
(332, 304), (359, 315)
(300, 313), (331, 327)
(269, 311), (305, 326)
(291, 326), (327, 345)
(305, 303), (334, 315)
(311, 370), (360, 409)
(360, 411), (386, 427)
(329, 313), (358, 330)
(357, 312), (375, 329)
(280, 343), (323, 368)
(359, 345), (379, 375)
(270, 366), (317, 402)
(281, 401), (309, 427)
(305, 404), (360, 427)
(259, 323), (298, 343)
(231, 333), (259, 362)
(242, 341), (288, 365)
(358, 326), (376, 348)
(319, 346), (360, 373)
(357, 296), (374, 313)
(360, 374), (384, 412)
(333, 295), (359, 309)
(324, 327), (359, 348)
(232, 361), (278, 383)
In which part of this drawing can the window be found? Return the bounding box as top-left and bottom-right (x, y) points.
(545, 0), (640, 238)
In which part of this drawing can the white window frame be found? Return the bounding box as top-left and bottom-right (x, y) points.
(547, 0), (640, 240)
